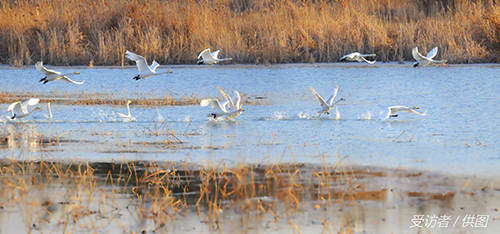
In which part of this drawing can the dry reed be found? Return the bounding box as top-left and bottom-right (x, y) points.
(0, 0), (499, 66)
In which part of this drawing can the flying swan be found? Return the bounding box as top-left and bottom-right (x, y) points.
(7, 98), (41, 120)
(197, 48), (233, 65)
(125, 50), (172, 80)
(378, 106), (426, 120)
(412, 47), (447, 67)
(340, 52), (376, 64)
(200, 87), (244, 120)
(310, 86), (345, 117)
(35, 62), (84, 84)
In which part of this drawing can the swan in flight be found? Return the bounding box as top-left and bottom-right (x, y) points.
(7, 98), (41, 120)
(125, 50), (172, 80)
(200, 87), (244, 120)
(197, 48), (233, 65)
(412, 47), (447, 67)
(310, 86), (345, 117)
(35, 62), (84, 84)
(117, 100), (136, 121)
(378, 106), (426, 120)
(340, 52), (376, 64)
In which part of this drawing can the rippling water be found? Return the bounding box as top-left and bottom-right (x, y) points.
(1, 63), (499, 176)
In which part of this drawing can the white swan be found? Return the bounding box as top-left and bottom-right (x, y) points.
(310, 86), (345, 117)
(378, 106), (426, 120)
(340, 52), (376, 64)
(125, 50), (172, 80)
(412, 47), (447, 67)
(200, 87), (244, 120)
(117, 100), (133, 118)
(197, 48), (233, 65)
(35, 62), (84, 84)
(217, 87), (244, 119)
(7, 98), (41, 120)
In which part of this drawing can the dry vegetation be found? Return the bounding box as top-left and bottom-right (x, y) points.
(0, 157), (372, 233)
(1, 0), (500, 66)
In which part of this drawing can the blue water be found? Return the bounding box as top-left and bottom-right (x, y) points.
(0, 63), (499, 176)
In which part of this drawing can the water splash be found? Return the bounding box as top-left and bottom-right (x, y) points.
(357, 111), (372, 121)
(156, 108), (164, 122)
(334, 107), (341, 120)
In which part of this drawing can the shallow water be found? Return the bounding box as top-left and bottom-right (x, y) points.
(1, 63), (499, 176)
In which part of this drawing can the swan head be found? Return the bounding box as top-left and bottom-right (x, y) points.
(413, 106), (419, 109)
(169, 70), (172, 73)
(127, 100), (132, 104)
(75, 71), (80, 74)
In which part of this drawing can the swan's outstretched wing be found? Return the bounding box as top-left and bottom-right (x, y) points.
(231, 90), (241, 109)
(7, 102), (22, 115)
(211, 50), (220, 59)
(200, 99), (227, 112)
(198, 49), (212, 60)
(149, 60), (160, 71)
(360, 57), (376, 64)
(412, 47), (427, 61)
(60, 76), (85, 84)
(310, 86), (328, 108)
(126, 50), (151, 74)
(325, 86), (339, 106)
(35, 61), (60, 75)
(378, 107), (392, 120)
(217, 86), (235, 110)
(426, 47), (438, 59)
(21, 98), (40, 113)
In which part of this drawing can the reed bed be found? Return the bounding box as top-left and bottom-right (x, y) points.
(0, 0), (499, 66)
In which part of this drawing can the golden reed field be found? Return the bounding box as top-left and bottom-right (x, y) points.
(1, 0), (500, 66)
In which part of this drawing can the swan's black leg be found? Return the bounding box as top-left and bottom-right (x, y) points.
(40, 77), (47, 82)
(211, 113), (217, 119)
(10, 114), (16, 120)
(43, 80), (49, 84)
(390, 115), (398, 117)
(133, 75), (141, 80)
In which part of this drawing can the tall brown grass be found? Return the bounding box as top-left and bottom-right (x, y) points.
(0, 0), (499, 66)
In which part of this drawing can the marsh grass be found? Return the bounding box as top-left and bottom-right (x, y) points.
(1, 0), (500, 66)
(0, 154), (387, 233)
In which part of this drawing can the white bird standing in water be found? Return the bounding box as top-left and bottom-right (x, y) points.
(412, 47), (447, 67)
(197, 48), (233, 65)
(310, 86), (345, 117)
(125, 50), (172, 80)
(35, 62), (84, 84)
(7, 98), (41, 120)
(117, 100), (134, 118)
(340, 52), (376, 64)
(378, 106), (426, 120)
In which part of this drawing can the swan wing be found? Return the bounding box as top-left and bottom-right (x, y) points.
(409, 109), (426, 116)
(325, 86), (338, 106)
(60, 76), (85, 84)
(7, 102), (22, 115)
(310, 86), (328, 108)
(198, 49), (212, 60)
(211, 50), (220, 59)
(217, 86), (235, 110)
(378, 107), (392, 120)
(35, 61), (60, 75)
(21, 98), (40, 113)
(117, 112), (129, 118)
(126, 50), (151, 74)
(412, 47), (427, 61)
(149, 60), (160, 71)
(426, 47), (438, 59)
(231, 90), (241, 109)
(200, 99), (227, 112)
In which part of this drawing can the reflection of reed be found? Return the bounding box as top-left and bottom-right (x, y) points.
(4, 124), (41, 152)
(1, 159), (496, 233)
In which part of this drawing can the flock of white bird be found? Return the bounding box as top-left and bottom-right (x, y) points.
(6, 46), (439, 121)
